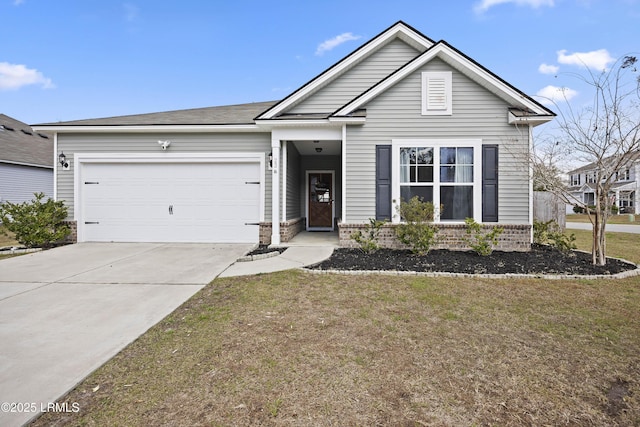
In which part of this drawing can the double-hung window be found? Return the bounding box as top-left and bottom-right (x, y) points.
(392, 139), (482, 222)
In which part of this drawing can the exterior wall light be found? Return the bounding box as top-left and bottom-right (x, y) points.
(58, 152), (69, 169)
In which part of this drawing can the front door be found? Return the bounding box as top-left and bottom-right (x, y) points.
(307, 171), (334, 230)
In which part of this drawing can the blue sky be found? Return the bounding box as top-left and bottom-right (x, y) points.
(1, 0), (638, 125)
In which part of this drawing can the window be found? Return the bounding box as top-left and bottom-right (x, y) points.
(617, 169), (630, 181)
(393, 139), (481, 222)
(586, 172), (596, 184)
(570, 174), (581, 186)
(422, 72), (452, 115)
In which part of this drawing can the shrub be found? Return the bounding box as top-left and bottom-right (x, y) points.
(395, 196), (438, 255)
(351, 218), (385, 253)
(0, 192), (70, 248)
(464, 218), (503, 256)
(533, 219), (576, 252)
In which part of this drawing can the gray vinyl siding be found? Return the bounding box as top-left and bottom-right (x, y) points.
(345, 58), (530, 224)
(0, 163), (53, 204)
(290, 39), (421, 114)
(286, 142), (301, 220)
(56, 132), (271, 220)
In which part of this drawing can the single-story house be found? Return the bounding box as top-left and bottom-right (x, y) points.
(33, 21), (554, 249)
(0, 114), (53, 204)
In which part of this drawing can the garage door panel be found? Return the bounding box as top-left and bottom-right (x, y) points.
(81, 161), (261, 243)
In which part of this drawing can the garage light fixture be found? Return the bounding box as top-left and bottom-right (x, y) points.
(268, 151), (273, 169)
(58, 152), (69, 170)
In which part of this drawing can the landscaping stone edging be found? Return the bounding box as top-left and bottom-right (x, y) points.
(0, 246), (42, 255)
(237, 250), (283, 262)
(301, 264), (640, 280)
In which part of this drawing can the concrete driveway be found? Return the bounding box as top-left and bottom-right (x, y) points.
(0, 242), (250, 427)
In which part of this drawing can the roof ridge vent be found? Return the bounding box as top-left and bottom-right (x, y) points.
(21, 129), (33, 135)
(2, 125), (15, 131)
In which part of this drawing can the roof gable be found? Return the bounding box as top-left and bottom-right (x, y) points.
(333, 41), (555, 121)
(256, 21), (434, 120)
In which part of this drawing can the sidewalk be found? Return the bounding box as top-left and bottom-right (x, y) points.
(219, 245), (335, 277)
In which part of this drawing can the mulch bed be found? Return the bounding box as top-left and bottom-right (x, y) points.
(307, 244), (637, 275)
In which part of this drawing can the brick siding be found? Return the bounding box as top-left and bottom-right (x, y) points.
(339, 222), (531, 252)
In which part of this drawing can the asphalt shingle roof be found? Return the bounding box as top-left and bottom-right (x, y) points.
(0, 114), (53, 167)
(34, 101), (280, 127)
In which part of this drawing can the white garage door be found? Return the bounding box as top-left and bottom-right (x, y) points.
(80, 161), (261, 243)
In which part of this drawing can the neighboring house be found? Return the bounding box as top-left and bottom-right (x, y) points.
(33, 21), (554, 249)
(0, 114), (53, 204)
(567, 150), (640, 214)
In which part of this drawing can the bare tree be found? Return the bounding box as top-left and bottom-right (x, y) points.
(533, 55), (640, 265)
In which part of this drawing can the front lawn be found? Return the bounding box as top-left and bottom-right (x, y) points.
(568, 213), (640, 225)
(32, 233), (640, 426)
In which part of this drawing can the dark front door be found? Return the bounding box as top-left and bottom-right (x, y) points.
(308, 172), (333, 229)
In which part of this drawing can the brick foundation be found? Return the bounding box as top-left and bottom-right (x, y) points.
(259, 217), (306, 245)
(62, 220), (77, 243)
(339, 222), (531, 252)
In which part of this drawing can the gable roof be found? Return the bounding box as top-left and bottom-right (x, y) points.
(0, 114), (53, 168)
(256, 21), (434, 120)
(34, 101), (278, 129)
(332, 40), (555, 122)
(568, 150), (640, 175)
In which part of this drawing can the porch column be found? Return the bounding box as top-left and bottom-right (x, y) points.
(615, 189), (620, 214)
(271, 137), (281, 245)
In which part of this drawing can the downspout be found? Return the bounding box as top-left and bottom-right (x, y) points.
(282, 141), (288, 224)
(271, 137), (281, 246)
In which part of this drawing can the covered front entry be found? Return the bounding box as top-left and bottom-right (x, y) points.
(76, 154), (264, 243)
(307, 171), (335, 230)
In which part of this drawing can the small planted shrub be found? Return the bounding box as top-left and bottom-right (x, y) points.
(464, 218), (504, 256)
(0, 192), (70, 248)
(351, 218), (386, 253)
(533, 219), (577, 252)
(395, 196), (438, 255)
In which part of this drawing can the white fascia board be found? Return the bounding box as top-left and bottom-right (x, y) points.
(255, 119), (341, 129)
(0, 159), (53, 169)
(328, 116), (366, 124)
(32, 124), (260, 133)
(257, 23), (433, 120)
(271, 127), (342, 141)
(336, 43), (552, 118)
(507, 111), (554, 126)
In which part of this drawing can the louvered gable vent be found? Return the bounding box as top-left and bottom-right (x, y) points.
(422, 71), (452, 115)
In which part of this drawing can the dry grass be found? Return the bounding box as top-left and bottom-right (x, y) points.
(0, 225), (18, 247)
(32, 271), (640, 425)
(571, 229), (640, 265)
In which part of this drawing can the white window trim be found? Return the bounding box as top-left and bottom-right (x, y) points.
(391, 139), (482, 223)
(421, 71), (452, 116)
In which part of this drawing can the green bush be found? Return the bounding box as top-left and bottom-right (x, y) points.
(395, 196), (438, 255)
(533, 219), (576, 252)
(351, 218), (385, 253)
(0, 192), (70, 248)
(464, 218), (503, 256)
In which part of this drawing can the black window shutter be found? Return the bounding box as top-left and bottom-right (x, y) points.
(482, 145), (499, 222)
(376, 145), (392, 220)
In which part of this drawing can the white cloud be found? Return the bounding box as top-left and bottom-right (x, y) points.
(0, 62), (54, 91)
(474, 0), (554, 14)
(538, 63), (559, 75)
(557, 49), (615, 71)
(535, 85), (578, 105)
(315, 32), (361, 56)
